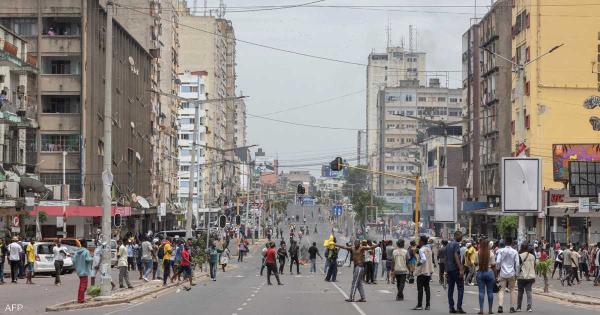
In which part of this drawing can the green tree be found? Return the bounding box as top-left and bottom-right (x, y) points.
(351, 190), (385, 225)
(497, 216), (518, 239)
(342, 165), (369, 197)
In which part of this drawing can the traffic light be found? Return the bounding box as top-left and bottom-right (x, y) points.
(219, 215), (227, 228)
(297, 184), (305, 195)
(235, 215), (241, 225)
(330, 157), (343, 171)
(113, 213), (122, 227)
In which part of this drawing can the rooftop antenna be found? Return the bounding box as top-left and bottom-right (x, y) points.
(386, 17), (392, 49)
(204, 0), (207, 16)
(409, 25), (415, 53)
(217, 0), (226, 18)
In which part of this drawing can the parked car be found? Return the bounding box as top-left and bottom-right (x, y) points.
(42, 238), (84, 248)
(32, 242), (74, 276)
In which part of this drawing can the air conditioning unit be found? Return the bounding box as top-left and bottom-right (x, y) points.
(45, 185), (64, 200)
(0, 182), (19, 198)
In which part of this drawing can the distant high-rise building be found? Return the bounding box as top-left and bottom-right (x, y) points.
(366, 45), (426, 191)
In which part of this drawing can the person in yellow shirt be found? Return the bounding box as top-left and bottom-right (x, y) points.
(25, 239), (35, 284)
(162, 239), (172, 286)
(464, 243), (476, 286)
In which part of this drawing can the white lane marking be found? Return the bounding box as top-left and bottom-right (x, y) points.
(242, 302), (247, 306)
(465, 291), (478, 295)
(329, 280), (368, 315)
(233, 313), (238, 315)
(237, 308), (243, 311)
(247, 298), (252, 301)
(378, 290), (392, 294)
(251, 294), (255, 297)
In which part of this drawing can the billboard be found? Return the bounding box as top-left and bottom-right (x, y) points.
(552, 144), (600, 182)
(502, 157), (542, 213)
(321, 164), (348, 178)
(434, 187), (457, 223)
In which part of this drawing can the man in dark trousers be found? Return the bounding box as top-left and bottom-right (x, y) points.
(265, 242), (283, 285)
(289, 240), (300, 275)
(446, 231), (466, 314)
(325, 238), (339, 282)
(308, 242), (322, 273)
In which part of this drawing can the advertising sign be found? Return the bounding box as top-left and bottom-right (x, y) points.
(502, 157), (542, 213)
(434, 187), (457, 222)
(552, 144), (600, 181)
(321, 164), (348, 178)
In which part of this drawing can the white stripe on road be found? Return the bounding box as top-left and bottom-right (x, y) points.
(242, 302), (247, 306)
(247, 298), (252, 301)
(237, 308), (243, 311)
(329, 280), (367, 315)
(377, 290), (392, 294)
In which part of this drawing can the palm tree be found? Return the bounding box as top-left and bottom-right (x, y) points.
(535, 259), (553, 293)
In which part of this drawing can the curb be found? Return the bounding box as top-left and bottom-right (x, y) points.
(45, 265), (239, 312)
(533, 289), (600, 306)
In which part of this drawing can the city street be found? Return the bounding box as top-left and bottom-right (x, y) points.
(3, 205), (598, 315)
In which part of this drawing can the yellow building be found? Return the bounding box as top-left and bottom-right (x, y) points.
(512, 0), (600, 189)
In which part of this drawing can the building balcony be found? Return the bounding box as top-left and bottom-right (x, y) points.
(38, 113), (80, 132)
(39, 74), (80, 94)
(39, 36), (81, 54)
(37, 151), (79, 172)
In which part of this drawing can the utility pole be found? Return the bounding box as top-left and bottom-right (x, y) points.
(415, 175), (420, 238)
(62, 151), (67, 237)
(246, 164), (252, 243)
(100, 0), (114, 298)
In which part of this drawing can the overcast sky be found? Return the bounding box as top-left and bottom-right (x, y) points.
(199, 0), (492, 174)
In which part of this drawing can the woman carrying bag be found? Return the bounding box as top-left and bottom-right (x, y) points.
(517, 244), (536, 312)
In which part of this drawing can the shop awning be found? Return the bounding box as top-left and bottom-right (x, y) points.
(31, 205), (132, 217)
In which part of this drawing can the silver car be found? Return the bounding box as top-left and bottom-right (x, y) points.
(32, 242), (74, 276)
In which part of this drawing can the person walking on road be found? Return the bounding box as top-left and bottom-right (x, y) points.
(561, 246), (573, 285)
(516, 244), (536, 312)
(126, 239), (135, 271)
(117, 239), (133, 289)
(308, 242), (322, 273)
(289, 240), (300, 275)
(161, 238), (173, 285)
(238, 239), (247, 262)
(392, 239), (409, 301)
(221, 247), (230, 272)
(475, 239), (496, 315)
(278, 241), (288, 275)
(385, 240), (395, 284)
(0, 238), (6, 284)
(7, 236), (22, 283)
(265, 242), (283, 285)
(413, 235), (433, 311)
(446, 231), (466, 314)
(373, 242), (381, 283)
(25, 239), (35, 284)
(335, 240), (378, 302)
(72, 242), (92, 303)
(260, 243), (268, 276)
(207, 243), (223, 281)
(325, 239), (339, 282)
(464, 242), (476, 286)
(53, 240), (68, 285)
(141, 237), (153, 282)
(495, 238), (519, 313)
(438, 240), (448, 288)
(551, 247), (563, 279)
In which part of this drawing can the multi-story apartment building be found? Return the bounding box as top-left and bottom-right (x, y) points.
(461, 0), (512, 205)
(0, 23), (39, 233)
(376, 79), (463, 203)
(113, 0), (182, 218)
(510, 0), (600, 244)
(177, 71), (207, 211)
(366, 46), (426, 191)
(0, 0), (154, 237)
(179, 12), (239, 208)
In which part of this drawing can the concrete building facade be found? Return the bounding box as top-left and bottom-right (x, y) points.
(376, 80), (463, 203)
(366, 46), (426, 191)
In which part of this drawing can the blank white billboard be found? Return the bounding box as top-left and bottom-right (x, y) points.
(502, 157), (542, 213)
(434, 186), (457, 223)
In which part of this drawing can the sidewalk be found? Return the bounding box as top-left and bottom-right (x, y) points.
(533, 274), (600, 305)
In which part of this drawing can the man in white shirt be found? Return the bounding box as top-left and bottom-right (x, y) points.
(53, 240), (68, 285)
(7, 237), (22, 283)
(117, 239), (133, 288)
(373, 244), (382, 283)
(495, 238), (520, 314)
(141, 237), (153, 281)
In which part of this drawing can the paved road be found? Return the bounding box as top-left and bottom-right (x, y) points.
(4, 204), (600, 315)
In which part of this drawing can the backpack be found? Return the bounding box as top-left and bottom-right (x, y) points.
(557, 252), (563, 261)
(157, 245), (165, 260)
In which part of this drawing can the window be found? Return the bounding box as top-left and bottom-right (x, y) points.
(180, 181), (189, 188)
(386, 165), (395, 171)
(51, 60), (70, 74)
(41, 134), (79, 152)
(42, 96), (80, 113)
(40, 173), (81, 198)
(180, 85), (199, 93)
(418, 97), (427, 102)
(179, 134), (190, 140)
(448, 108), (462, 117)
(12, 18), (38, 36)
(525, 114), (531, 129)
(405, 94), (414, 102)
(437, 97), (446, 102)
(449, 98), (458, 103)
(180, 165), (190, 172)
(386, 138), (395, 143)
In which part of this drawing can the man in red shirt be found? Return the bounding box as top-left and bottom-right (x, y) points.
(265, 242), (283, 285)
(172, 245), (193, 288)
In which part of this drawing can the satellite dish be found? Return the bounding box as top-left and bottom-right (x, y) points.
(128, 56), (135, 66)
(137, 196), (150, 209)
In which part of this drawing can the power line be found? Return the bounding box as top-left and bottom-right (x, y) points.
(113, 3), (462, 73)
(246, 113), (364, 131)
(260, 89), (364, 116)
